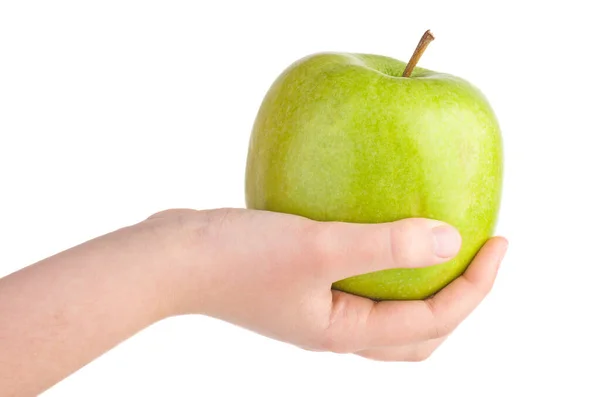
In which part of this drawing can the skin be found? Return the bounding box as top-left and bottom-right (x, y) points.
(245, 53), (503, 300)
(0, 207), (508, 396)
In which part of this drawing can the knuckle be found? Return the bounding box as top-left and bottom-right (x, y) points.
(474, 275), (496, 296)
(425, 299), (455, 339)
(318, 293), (361, 354)
(406, 350), (433, 362)
(319, 332), (354, 354)
(408, 339), (445, 363)
(306, 223), (340, 266)
(389, 219), (430, 266)
(434, 321), (455, 339)
(319, 320), (357, 354)
(193, 208), (236, 239)
(205, 207), (239, 230)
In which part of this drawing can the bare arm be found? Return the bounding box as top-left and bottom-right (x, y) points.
(0, 219), (187, 396)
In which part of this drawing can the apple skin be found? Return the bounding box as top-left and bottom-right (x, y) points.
(245, 52), (503, 301)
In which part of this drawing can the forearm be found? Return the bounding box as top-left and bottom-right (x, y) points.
(0, 221), (179, 396)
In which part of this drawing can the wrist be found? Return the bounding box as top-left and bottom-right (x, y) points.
(140, 208), (219, 319)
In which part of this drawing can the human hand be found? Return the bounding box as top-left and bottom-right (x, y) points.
(150, 207), (508, 362)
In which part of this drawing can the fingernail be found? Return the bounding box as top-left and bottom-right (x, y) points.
(432, 226), (461, 258)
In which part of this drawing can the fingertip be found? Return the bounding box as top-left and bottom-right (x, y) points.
(492, 236), (509, 269)
(463, 236), (508, 282)
(484, 236), (509, 263)
(495, 236), (509, 252)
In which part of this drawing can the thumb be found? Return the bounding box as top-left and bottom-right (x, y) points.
(312, 218), (462, 281)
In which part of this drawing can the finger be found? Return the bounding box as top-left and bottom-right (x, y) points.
(420, 236), (509, 333)
(356, 337), (447, 362)
(309, 218), (462, 282)
(322, 237), (507, 352)
(361, 237), (508, 347)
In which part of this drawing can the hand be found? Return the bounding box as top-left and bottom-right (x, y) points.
(152, 208), (508, 362)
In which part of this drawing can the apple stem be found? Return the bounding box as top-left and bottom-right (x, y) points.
(402, 30), (435, 78)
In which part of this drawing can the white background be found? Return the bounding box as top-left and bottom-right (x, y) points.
(1, 1), (598, 396)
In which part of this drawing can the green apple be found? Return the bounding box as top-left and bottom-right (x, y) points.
(244, 31), (503, 301)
